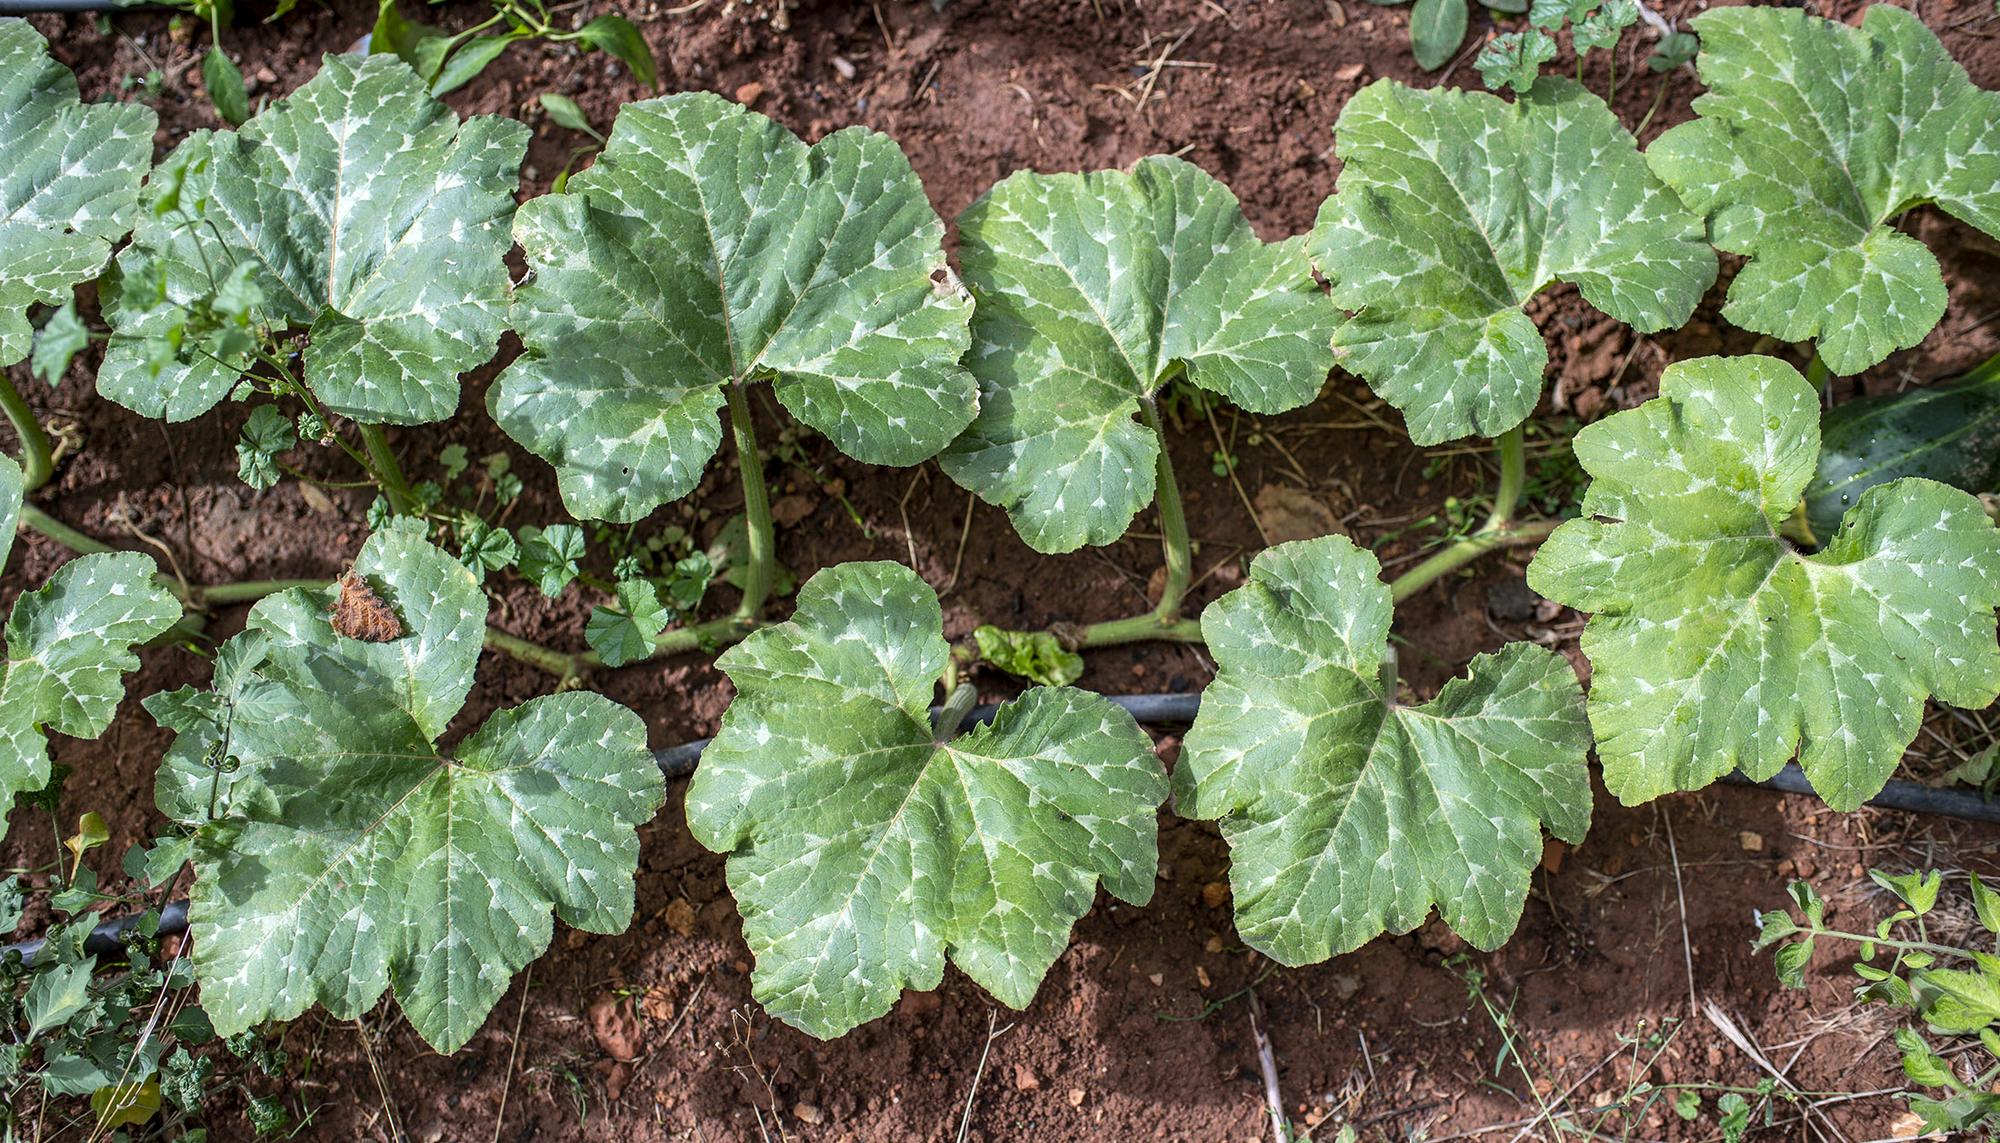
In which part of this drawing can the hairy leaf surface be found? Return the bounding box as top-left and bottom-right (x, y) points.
(0, 19), (156, 368)
(495, 93), (974, 523)
(150, 529), (664, 1051)
(1, 548), (179, 841)
(1528, 356), (2000, 810)
(940, 157), (1338, 553)
(99, 53), (526, 424)
(1648, 6), (2000, 375)
(1309, 79), (1714, 444)
(1175, 536), (1590, 964)
(687, 561), (1166, 1038)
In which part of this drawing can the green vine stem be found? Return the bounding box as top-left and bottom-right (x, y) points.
(1024, 392), (1205, 655)
(1138, 394), (1193, 625)
(19, 498), (588, 681)
(0, 373), (54, 493)
(1072, 612), (1206, 648)
(355, 422), (418, 515)
(16, 503), (111, 558)
(725, 382), (777, 623)
(483, 627), (593, 688)
(653, 614), (760, 658)
(1804, 349), (1830, 392)
(1386, 425), (1558, 603)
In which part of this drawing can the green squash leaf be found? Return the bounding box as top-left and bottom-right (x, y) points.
(0, 19), (157, 369)
(495, 92), (973, 524)
(0, 453), (20, 570)
(1310, 78), (1715, 444)
(1174, 535), (1591, 964)
(686, 561), (1167, 1038)
(941, 157), (1337, 553)
(152, 528), (664, 1052)
(2, 551), (181, 840)
(1647, 6), (2000, 376)
(1806, 356), (2000, 540)
(1527, 355), (2000, 810)
(99, 53), (526, 425)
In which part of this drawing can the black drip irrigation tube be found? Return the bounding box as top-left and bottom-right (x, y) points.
(0, 0), (148, 12)
(10, 691), (2000, 964)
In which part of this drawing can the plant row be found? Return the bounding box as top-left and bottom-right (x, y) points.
(2, 4), (1998, 1076)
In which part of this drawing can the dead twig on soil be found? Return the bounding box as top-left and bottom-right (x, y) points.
(1659, 804), (1699, 1017)
(954, 1009), (1013, 1143)
(354, 1017), (405, 1143)
(1205, 402), (1272, 548)
(1248, 987), (1289, 1143)
(1703, 1001), (1849, 1143)
(490, 965), (533, 1143)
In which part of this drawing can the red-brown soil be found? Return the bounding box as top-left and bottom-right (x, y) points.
(7, 0), (2000, 1139)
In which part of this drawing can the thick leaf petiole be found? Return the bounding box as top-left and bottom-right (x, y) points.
(1139, 394), (1194, 625)
(0, 373), (55, 494)
(726, 383), (777, 624)
(355, 422), (418, 515)
(931, 682), (979, 741)
(1386, 424), (1557, 602)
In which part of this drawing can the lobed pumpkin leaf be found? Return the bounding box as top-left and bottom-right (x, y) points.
(98, 53), (526, 425)
(686, 561), (1167, 1038)
(149, 529), (664, 1052)
(1647, 6), (2000, 376)
(0, 19), (156, 368)
(1308, 78), (1715, 444)
(1175, 535), (1591, 965)
(1527, 356), (2000, 810)
(941, 157), (1337, 553)
(494, 93), (974, 524)
(0, 543), (180, 842)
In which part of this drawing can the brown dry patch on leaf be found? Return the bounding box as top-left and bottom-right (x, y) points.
(330, 573), (401, 642)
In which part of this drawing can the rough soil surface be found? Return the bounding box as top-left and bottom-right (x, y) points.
(7, 0), (2000, 1139)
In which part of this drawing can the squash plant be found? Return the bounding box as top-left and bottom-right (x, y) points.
(1308, 77), (1714, 446)
(1528, 356), (2000, 810)
(941, 157), (1337, 649)
(1176, 535), (1591, 964)
(494, 92), (974, 659)
(686, 561), (1167, 1038)
(0, 20), (155, 500)
(145, 525), (664, 1052)
(98, 52), (526, 514)
(0, 455), (182, 842)
(1648, 5), (2000, 378)
(2, 4), (1998, 1070)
